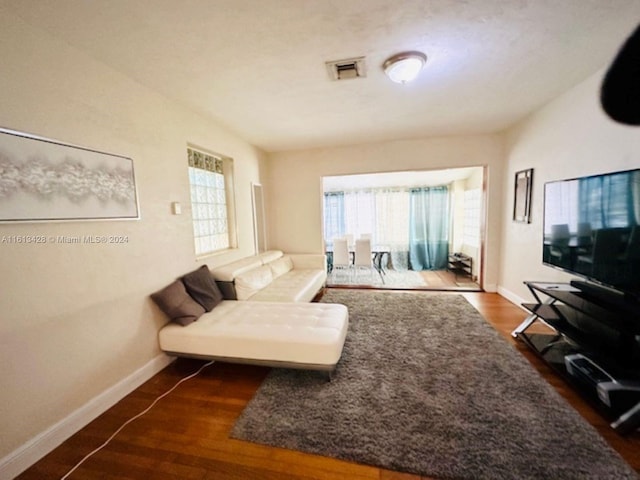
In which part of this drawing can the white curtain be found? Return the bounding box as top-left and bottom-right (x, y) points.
(343, 190), (375, 240)
(375, 189), (410, 270)
(327, 189), (411, 270)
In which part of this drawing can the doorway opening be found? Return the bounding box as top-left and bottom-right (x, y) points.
(322, 166), (485, 291)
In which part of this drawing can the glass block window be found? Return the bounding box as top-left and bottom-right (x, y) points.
(463, 188), (481, 248)
(188, 147), (231, 255)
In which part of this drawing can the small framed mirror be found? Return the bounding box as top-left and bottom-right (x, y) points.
(513, 168), (533, 223)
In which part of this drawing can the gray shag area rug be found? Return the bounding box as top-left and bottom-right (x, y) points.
(231, 290), (638, 480)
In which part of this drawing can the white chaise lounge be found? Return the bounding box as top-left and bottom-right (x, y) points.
(158, 300), (349, 371)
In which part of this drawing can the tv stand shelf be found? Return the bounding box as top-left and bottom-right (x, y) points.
(512, 281), (640, 435)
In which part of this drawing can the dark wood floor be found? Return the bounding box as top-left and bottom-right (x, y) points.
(17, 291), (640, 480)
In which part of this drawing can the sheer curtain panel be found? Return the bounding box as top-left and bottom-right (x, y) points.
(408, 186), (450, 270)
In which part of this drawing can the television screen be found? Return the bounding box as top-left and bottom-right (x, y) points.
(543, 168), (640, 299)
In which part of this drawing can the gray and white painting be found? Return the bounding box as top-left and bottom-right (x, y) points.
(0, 129), (139, 222)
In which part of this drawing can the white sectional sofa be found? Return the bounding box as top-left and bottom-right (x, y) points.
(210, 250), (327, 302)
(153, 251), (348, 373)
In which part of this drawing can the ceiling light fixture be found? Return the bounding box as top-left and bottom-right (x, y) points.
(383, 51), (427, 84)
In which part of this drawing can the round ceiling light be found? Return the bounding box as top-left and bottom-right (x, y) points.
(383, 51), (427, 84)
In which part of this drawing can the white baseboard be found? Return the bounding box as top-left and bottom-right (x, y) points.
(497, 285), (528, 309)
(483, 283), (498, 293)
(0, 354), (175, 480)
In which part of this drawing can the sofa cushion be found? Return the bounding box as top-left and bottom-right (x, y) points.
(235, 265), (274, 300)
(210, 256), (263, 282)
(182, 265), (223, 311)
(258, 250), (283, 264)
(269, 256), (293, 278)
(151, 280), (205, 326)
(250, 269), (326, 303)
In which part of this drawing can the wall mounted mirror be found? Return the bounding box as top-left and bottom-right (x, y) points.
(513, 168), (533, 223)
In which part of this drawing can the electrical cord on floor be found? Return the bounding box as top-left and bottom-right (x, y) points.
(60, 360), (215, 480)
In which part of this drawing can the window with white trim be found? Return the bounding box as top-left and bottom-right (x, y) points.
(463, 188), (481, 248)
(187, 147), (236, 256)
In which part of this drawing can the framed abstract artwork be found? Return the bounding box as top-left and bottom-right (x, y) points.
(0, 127), (139, 222)
(513, 168), (533, 223)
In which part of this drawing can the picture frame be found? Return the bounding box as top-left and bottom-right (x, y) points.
(513, 168), (533, 223)
(0, 127), (139, 222)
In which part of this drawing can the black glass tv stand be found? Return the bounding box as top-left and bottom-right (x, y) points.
(512, 281), (640, 435)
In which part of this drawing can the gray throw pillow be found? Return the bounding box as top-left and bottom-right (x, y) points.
(181, 265), (224, 311)
(150, 280), (205, 326)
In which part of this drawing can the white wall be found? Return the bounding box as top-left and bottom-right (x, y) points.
(265, 136), (505, 290)
(499, 69), (640, 304)
(0, 9), (266, 475)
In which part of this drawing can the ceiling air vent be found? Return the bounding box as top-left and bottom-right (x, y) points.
(326, 56), (366, 81)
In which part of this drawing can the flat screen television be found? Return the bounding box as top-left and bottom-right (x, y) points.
(543, 168), (640, 303)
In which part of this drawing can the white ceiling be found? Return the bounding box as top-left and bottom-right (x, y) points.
(4, 1), (640, 152)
